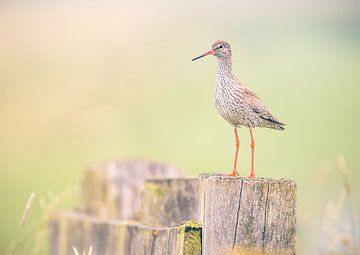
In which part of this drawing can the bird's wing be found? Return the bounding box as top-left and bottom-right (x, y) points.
(243, 87), (285, 126)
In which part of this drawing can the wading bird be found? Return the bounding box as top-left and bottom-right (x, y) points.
(192, 40), (285, 177)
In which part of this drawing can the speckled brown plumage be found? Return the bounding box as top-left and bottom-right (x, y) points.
(211, 40), (285, 130)
(192, 40), (285, 177)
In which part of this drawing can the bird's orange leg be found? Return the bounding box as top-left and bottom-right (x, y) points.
(248, 128), (255, 178)
(225, 127), (240, 176)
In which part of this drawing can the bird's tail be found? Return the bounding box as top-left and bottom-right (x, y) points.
(275, 124), (285, 130)
(272, 121), (286, 130)
(260, 117), (286, 130)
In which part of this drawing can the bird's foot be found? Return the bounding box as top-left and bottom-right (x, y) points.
(224, 170), (239, 177)
(247, 173), (256, 179)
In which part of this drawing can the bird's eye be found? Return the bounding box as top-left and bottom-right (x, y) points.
(219, 45), (223, 49)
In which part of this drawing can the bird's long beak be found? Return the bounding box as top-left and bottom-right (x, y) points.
(192, 49), (214, 61)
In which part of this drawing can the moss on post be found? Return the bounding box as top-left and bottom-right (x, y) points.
(80, 159), (183, 220)
(176, 220), (202, 255)
(141, 178), (199, 227)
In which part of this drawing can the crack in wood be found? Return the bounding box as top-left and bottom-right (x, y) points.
(202, 182), (206, 255)
(150, 235), (157, 255)
(166, 230), (172, 255)
(290, 182), (296, 217)
(203, 184), (206, 225)
(262, 182), (270, 247)
(127, 227), (133, 255)
(232, 180), (244, 249)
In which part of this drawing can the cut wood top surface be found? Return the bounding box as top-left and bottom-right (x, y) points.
(200, 173), (296, 182)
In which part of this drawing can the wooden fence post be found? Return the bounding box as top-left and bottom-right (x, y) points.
(49, 159), (296, 255)
(80, 159), (182, 220)
(199, 174), (296, 255)
(49, 211), (201, 255)
(140, 178), (199, 227)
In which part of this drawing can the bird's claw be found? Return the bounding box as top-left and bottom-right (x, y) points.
(224, 170), (239, 177)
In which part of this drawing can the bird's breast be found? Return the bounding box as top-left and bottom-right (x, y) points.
(215, 75), (242, 108)
(214, 77), (248, 126)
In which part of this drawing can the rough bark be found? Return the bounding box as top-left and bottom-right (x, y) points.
(199, 174), (296, 255)
(80, 159), (182, 220)
(140, 178), (199, 227)
(49, 211), (201, 255)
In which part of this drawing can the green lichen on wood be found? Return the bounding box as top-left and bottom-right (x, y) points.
(117, 224), (127, 252)
(141, 178), (199, 228)
(232, 246), (294, 255)
(176, 220), (202, 255)
(141, 181), (173, 226)
(144, 181), (168, 197)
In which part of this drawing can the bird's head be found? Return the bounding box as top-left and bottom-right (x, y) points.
(192, 40), (232, 61)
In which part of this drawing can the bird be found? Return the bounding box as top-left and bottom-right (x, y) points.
(192, 40), (285, 178)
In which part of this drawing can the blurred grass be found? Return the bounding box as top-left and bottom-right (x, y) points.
(0, 1), (359, 254)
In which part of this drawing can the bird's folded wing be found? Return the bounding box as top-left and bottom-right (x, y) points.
(243, 87), (285, 126)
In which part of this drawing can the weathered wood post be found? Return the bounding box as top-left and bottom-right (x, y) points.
(49, 160), (202, 255)
(50, 158), (295, 255)
(49, 211), (202, 255)
(80, 159), (182, 220)
(140, 178), (199, 227)
(199, 174), (296, 255)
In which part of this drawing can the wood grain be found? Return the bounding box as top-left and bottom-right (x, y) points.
(141, 178), (199, 227)
(49, 211), (201, 255)
(199, 174), (296, 255)
(80, 159), (182, 220)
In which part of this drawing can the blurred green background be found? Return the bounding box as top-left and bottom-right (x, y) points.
(0, 0), (359, 254)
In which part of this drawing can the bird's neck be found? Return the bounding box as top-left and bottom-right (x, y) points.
(217, 58), (233, 75)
